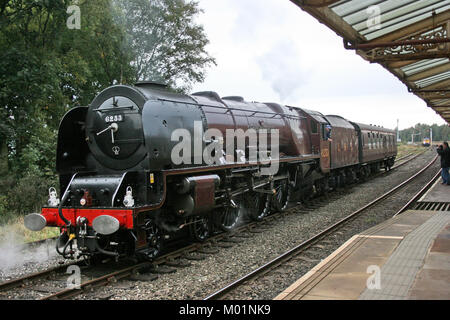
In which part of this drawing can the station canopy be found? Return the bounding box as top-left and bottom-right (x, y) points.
(291, 0), (450, 124)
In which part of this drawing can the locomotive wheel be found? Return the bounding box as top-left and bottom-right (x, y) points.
(217, 195), (243, 232)
(272, 179), (290, 212)
(189, 216), (210, 242)
(145, 223), (163, 260)
(244, 192), (270, 222)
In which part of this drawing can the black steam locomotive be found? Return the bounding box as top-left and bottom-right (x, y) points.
(25, 82), (397, 261)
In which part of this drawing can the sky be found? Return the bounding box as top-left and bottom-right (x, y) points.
(191, 0), (447, 130)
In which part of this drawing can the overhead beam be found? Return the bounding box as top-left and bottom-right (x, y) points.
(388, 60), (423, 69)
(345, 37), (450, 50)
(431, 106), (450, 111)
(345, 35), (450, 62)
(415, 92), (450, 99)
(290, 0), (365, 42)
(368, 50), (450, 62)
(430, 99), (450, 106)
(299, 0), (342, 7)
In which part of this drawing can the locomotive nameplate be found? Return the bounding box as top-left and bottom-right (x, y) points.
(104, 114), (124, 123)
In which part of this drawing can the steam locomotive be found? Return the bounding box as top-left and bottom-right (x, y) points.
(24, 82), (397, 261)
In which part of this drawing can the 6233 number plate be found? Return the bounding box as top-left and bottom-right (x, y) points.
(104, 114), (124, 123)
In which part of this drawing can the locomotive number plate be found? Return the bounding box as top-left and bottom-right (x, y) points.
(321, 148), (329, 158)
(104, 114), (124, 123)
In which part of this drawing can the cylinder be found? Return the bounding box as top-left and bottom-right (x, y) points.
(177, 175), (221, 194)
(174, 174), (221, 216)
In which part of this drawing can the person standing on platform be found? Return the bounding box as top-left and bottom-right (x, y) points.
(437, 141), (450, 185)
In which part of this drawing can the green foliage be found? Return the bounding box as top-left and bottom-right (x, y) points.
(0, 0), (215, 224)
(115, 0), (216, 91)
(0, 172), (57, 224)
(0, 195), (9, 225)
(399, 123), (450, 143)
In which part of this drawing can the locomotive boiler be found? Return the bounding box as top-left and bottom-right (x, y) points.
(24, 82), (397, 261)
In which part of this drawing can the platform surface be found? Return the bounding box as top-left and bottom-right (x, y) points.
(275, 210), (450, 300)
(418, 177), (450, 203)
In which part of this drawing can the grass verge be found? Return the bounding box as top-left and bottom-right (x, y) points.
(0, 215), (60, 243)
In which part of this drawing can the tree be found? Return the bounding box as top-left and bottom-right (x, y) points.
(0, 0), (217, 222)
(399, 123), (450, 143)
(114, 0), (216, 91)
(0, 0), (136, 175)
(0, 1), (69, 172)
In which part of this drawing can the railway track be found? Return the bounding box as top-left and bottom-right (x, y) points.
(388, 149), (425, 170)
(203, 154), (439, 300)
(0, 149), (432, 300)
(0, 262), (74, 295)
(395, 169), (446, 214)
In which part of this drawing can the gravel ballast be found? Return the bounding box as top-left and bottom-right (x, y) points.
(81, 150), (439, 300)
(0, 150), (438, 300)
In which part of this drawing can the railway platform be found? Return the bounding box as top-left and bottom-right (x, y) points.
(415, 177), (450, 208)
(275, 182), (450, 300)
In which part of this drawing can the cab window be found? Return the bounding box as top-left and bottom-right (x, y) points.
(311, 120), (318, 134)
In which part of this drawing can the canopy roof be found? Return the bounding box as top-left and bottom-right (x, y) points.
(291, 0), (450, 124)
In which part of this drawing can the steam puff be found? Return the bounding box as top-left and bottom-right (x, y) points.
(256, 41), (307, 102)
(0, 229), (56, 278)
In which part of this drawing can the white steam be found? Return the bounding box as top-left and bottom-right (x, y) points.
(256, 40), (308, 102)
(0, 229), (57, 278)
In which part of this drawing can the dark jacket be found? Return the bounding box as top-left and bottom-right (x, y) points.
(437, 146), (450, 168)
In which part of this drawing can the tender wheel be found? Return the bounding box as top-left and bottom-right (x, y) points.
(189, 216), (210, 242)
(364, 166), (371, 179)
(272, 179), (290, 212)
(337, 171), (346, 188)
(217, 195), (243, 232)
(358, 167), (367, 182)
(243, 192), (270, 222)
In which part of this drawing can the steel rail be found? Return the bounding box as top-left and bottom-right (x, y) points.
(1, 149), (428, 299)
(393, 169), (442, 217)
(0, 262), (74, 292)
(0, 218), (260, 297)
(39, 225), (265, 300)
(204, 155), (438, 300)
(390, 149), (427, 169)
(12, 150), (423, 249)
(41, 263), (146, 300)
